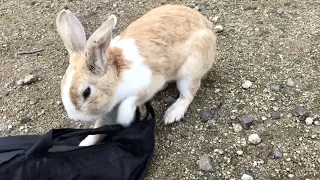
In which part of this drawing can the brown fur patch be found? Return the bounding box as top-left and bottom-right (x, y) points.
(67, 53), (88, 110)
(106, 47), (131, 77)
(118, 4), (214, 78)
(69, 80), (79, 109)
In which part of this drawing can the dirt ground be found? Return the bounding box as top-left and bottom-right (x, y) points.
(0, 0), (319, 179)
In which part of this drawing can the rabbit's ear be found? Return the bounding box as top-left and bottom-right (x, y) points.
(56, 9), (86, 54)
(85, 15), (117, 74)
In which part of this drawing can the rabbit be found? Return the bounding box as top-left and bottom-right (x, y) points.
(56, 4), (217, 146)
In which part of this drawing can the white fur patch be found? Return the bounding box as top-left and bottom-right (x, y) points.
(163, 79), (193, 124)
(111, 39), (152, 104)
(79, 134), (102, 146)
(61, 71), (100, 122)
(116, 96), (138, 127)
(110, 35), (120, 46)
(164, 102), (187, 125)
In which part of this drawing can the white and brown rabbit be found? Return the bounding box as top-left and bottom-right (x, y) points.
(56, 4), (217, 146)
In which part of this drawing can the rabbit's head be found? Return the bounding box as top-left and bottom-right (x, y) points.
(56, 9), (119, 122)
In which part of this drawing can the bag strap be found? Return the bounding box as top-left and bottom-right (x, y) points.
(26, 102), (154, 157)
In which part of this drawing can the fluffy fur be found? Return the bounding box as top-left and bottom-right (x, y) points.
(56, 4), (217, 146)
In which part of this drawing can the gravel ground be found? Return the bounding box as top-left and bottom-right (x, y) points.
(1, 0), (320, 179)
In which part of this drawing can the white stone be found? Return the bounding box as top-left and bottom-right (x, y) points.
(218, 149), (224, 155)
(241, 174), (254, 180)
(248, 134), (261, 145)
(7, 125), (12, 129)
(286, 79), (295, 87)
(212, 16), (219, 23)
(242, 80), (252, 89)
(288, 174), (294, 178)
(198, 154), (214, 172)
(233, 123), (243, 133)
(16, 79), (24, 85)
(305, 117), (314, 125)
(236, 150), (243, 155)
(23, 74), (36, 84)
(214, 25), (224, 32)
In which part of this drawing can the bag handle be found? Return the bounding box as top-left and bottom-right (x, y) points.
(26, 102), (154, 157)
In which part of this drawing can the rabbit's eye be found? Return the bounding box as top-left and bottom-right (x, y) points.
(83, 87), (91, 100)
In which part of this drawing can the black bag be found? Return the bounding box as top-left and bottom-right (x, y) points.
(0, 102), (155, 180)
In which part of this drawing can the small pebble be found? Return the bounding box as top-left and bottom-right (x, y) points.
(242, 80), (252, 89)
(31, 0), (43, 5)
(16, 74), (38, 86)
(305, 117), (313, 125)
(271, 112), (281, 120)
(202, 108), (213, 121)
(239, 116), (254, 129)
(212, 16), (219, 23)
(7, 124), (12, 129)
(56, 101), (62, 105)
(270, 84), (280, 91)
(241, 174), (254, 180)
(214, 25), (224, 32)
(23, 75), (37, 84)
(16, 79), (24, 86)
(198, 154), (214, 172)
(248, 134), (261, 145)
(286, 79), (295, 87)
(295, 107), (309, 117)
(288, 174), (294, 178)
(277, 7), (284, 15)
(29, 100), (37, 105)
(233, 123), (243, 133)
(314, 121), (320, 126)
(272, 150), (283, 159)
(236, 150), (243, 155)
(165, 96), (175, 106)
